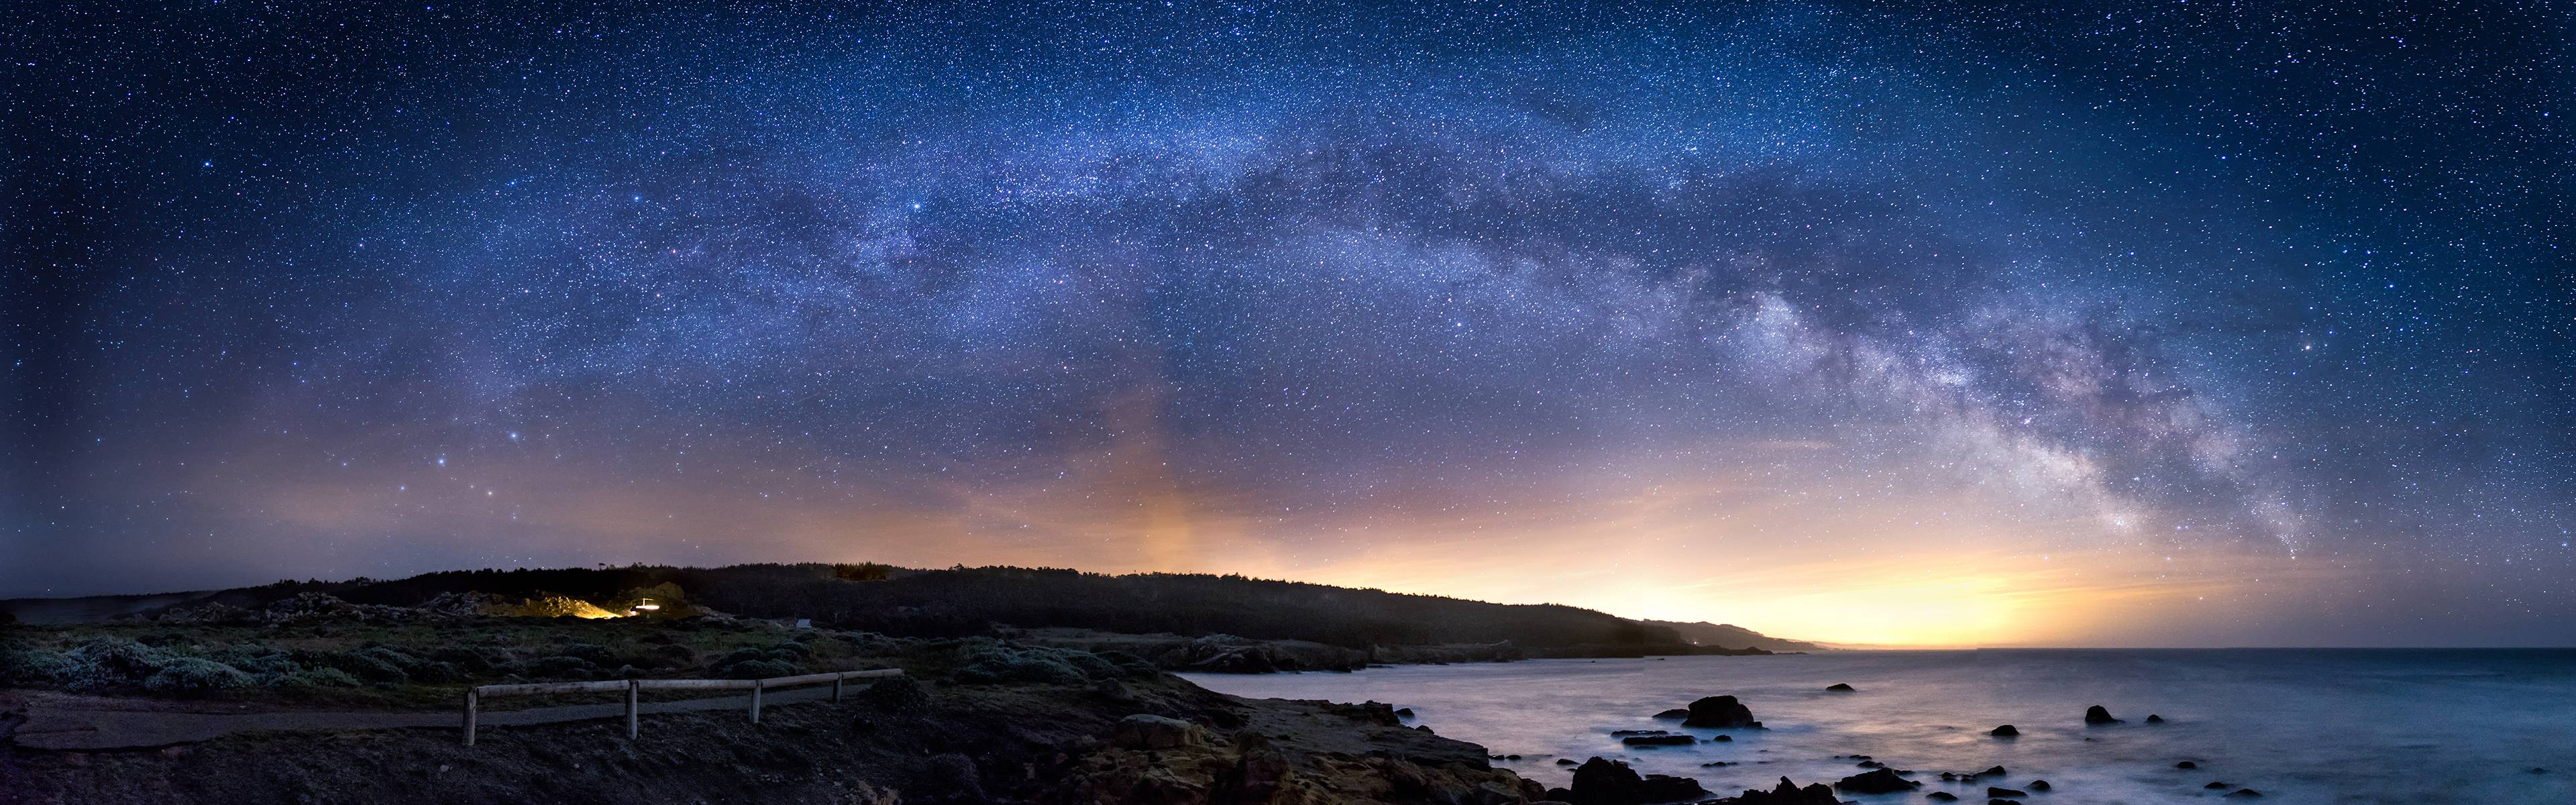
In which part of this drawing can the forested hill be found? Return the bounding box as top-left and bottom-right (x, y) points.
(5, 564), (1817, 655)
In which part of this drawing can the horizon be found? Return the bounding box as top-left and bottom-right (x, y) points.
(9, 1), (2573, 650)
(5, 558), (2570, 651)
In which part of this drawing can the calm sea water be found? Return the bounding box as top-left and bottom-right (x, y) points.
(1182, 649), (2576, 805)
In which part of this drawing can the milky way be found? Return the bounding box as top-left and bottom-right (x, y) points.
(7, 1), (2571, 645)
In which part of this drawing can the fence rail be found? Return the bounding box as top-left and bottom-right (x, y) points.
(461, 668), (904, 745)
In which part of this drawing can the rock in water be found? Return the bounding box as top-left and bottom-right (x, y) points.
(2145, 714), (2165, 724)
(1834, 768), (1918, 794)
(2084, 705), (2122, 724)
(1990, 724), (2019, 737)
(1565, 757), (1707, 805)
(2176, 761), (2198, 769)
(1110, 714), (1205, 750)
(1987, 787), (2028, 797)
(1682, 695), (1762, 729)
(2224, 790), (2264, 798)
(1638, 774), (1711, 802)
(1711, 734), (1733, 742)
(2027, 780), (2051, 791)
(1927, 794), (1960, 802)
(1654, 708), (1693, 719)
(1709, 776), (1839, 805)
(1826, 683), (1856, 692)
(1621, 735), (1697, 746)
(2205, 782), (2231, 789)
(1973, 766), (2008, 779)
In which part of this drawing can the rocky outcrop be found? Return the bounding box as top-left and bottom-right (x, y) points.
(2084, 705), (2121, 724)
(1707, 777), (1839, 805)
(1549, 757), (1708, 805)
(1824, 684), (1854, 692)
(1988, 724), (2018, 737)
(1112, 714), (1208, 750)
(1652, 708), (1690, 719)
(1833, 768), (1917, 794)
(1678, 696), (1762, 729)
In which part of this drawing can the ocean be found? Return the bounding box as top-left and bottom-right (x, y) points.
(1182, 649), (2576, 804)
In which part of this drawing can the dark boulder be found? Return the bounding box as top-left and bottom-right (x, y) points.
(1564, 757), (1710, 804)
(1622, 735), (1697, 747)
(1638, 775), (1711, 802)
(1834, 768), (1918, 794)
(1986, 800), (2020, 805)
(1682, 695), (1762, 729)
(1987, 788), (2027, 797)
(2176, 761), (2198, 770)
(1927, 794), (1960, 802)
(1973, 766), (2008, 779)
(1989, 724), (2019, 737)
(1611, 729), (1669, 736)
(2027, 780), (2050, 791)
(1654, 708), (1692, 718)
(2084, 705), (2121, 724)
(2224, 790), (2263, 798)
(1711, 734), (1732, 742)
(1558, 758), (1578, 765)
(1709, 777), (1839, 805)
(2145, 714), (2165, 724)
(2205, 782), (2229, 790)
(1826, 683), (1856, 692)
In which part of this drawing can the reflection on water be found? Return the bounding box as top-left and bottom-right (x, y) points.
(1185, 649), (2576, 805)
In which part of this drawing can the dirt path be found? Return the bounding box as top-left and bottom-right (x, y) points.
(9, 684), (861, 751)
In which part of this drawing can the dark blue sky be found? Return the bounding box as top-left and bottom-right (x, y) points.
(5, 1), (2571, 645)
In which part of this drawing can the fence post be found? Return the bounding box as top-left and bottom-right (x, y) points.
(833, 676), (843, 702)
(462, 688), (478, 746)
(750, 680), (763, 723)
(625, 679), (639, 739)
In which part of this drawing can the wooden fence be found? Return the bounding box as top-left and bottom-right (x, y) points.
(461, 668), (904, 745)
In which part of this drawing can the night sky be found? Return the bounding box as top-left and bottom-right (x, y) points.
(6, 1), (2571, 646)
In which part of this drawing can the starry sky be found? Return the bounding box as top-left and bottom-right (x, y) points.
(6, 1), (2571, 646)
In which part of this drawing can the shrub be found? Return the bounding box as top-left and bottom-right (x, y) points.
(525, 655), (601, 679)
(144, 658), (254, 694)
(0, 647), (74, 686)
(650, 643), (696, 665)
(284, 667), (362, 688)
(429, 646), (499, 674)
(294, 649), (408, 686)
(210, 646), (303, 683)
(951, 641), (1086, 684)
(716, 659), (796, 680)
(555, 643), (615, 665)
(66, 636), (169, 680)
